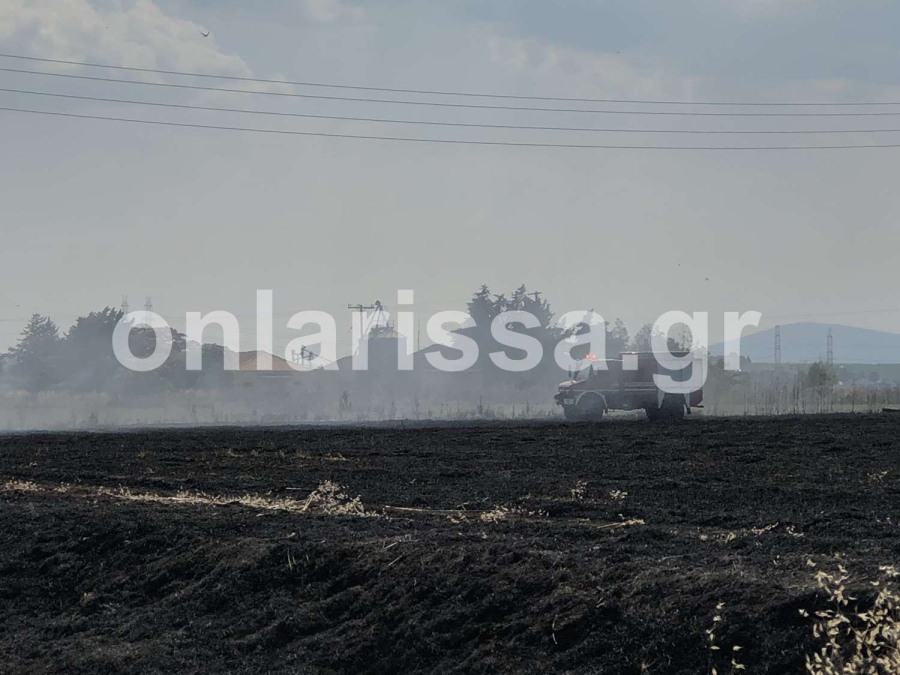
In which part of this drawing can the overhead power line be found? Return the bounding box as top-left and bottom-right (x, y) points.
(10, 87), (900, 135)
(6, 105), (900, 150)
(7, 67), (900, 118)
(1, 52), (898, 108)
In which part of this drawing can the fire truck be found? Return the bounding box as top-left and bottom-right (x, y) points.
(554, 351), (703, 421)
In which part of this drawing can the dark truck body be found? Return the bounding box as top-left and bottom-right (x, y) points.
(554, 351), (703, 421)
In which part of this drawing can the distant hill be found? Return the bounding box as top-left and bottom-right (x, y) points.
(710, 322), (900, 364)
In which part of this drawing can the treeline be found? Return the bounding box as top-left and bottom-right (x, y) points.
(459, 283), (674, 358)
(0, 308), (228, 394)
(0, 285), (677, 394)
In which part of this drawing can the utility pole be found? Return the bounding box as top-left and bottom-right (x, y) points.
(347, 302), (376, 344)
(774, 325), (782, 367)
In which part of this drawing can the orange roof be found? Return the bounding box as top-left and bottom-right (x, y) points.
(237, 351), (297, 372)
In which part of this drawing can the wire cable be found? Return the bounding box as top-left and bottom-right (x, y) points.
(6, 105), (900, 149)
(7, 86), (900, 134)
(1, 52), (898, 107)
(7, 67), (900, 117)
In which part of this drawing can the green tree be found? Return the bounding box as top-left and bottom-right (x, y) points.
(466, 284), (499, 330)
(61, 307), (124, 392)
(607, 318), (630, 357)
(668, 324), (693, 353)
(804, 362), (836, 389)
(627, 322), (689, 353)
(629, 323), (654, 352)
(8, 314), (62, 391)
(506, 285), (554, 329)
(454, 285), (499, 363)
(455, 284), (562, 373)
(499, 285), (559, 346)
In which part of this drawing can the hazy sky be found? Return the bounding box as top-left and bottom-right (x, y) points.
(2, 0), (900, 355)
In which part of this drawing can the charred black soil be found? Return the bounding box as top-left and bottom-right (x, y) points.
(1, 415), (899, 674)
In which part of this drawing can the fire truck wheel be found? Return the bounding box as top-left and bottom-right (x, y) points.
(562, 406), (581, 421)
(575, 394), (605, 421)
(646, 396), (685, 422)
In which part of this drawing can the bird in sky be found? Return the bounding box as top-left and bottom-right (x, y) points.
(200, 30), (210, 37)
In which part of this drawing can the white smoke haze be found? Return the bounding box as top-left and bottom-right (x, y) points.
(2, 292), (897, 431)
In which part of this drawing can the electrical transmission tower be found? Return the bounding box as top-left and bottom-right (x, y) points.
(774, 325), (782, 366)
(144, 296), (153, 313)
(121, 295), (130, 315)
(826, 328), (835, 412)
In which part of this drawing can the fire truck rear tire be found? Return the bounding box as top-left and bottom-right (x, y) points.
(645, 395), (685, 422)
(562, 406), (581, 421)
(574, 394), (605, 421)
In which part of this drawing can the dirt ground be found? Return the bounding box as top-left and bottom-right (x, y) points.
(1, 414), (899, 674)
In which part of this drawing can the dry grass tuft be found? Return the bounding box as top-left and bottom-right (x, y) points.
(299, 480), (368, 516)
(294, 451), (348, 462)
(803, 565), (900, 674)
(701, 531), (738, 543)
(570, 480), (588, 500)
(705, 601), (745, 674)
(480, 505), (548, 523)
(95, 486), (298, 512)
(699, 522), (803, 543)
(749, 522), (779, 536)
(617, 517), (646, 527)
(2, 479), (40, 492)
(1, 478), (374, 518)
(480, 506), (511, 523)
(96, 482), (374, 517)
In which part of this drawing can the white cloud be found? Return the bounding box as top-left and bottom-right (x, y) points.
(0, 0), (251, 76)
(299, 0), (364, 24)
(487, 35), (701, 101)
(486, 31), (900, 106)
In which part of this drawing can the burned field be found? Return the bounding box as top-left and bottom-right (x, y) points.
(1, 415), (899, 674)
